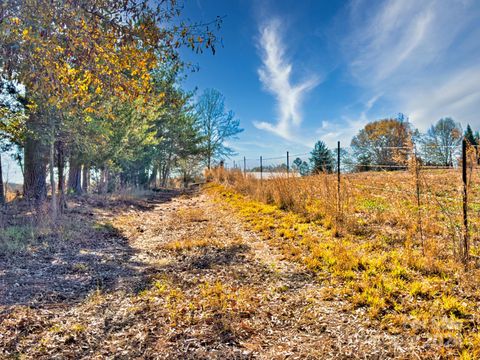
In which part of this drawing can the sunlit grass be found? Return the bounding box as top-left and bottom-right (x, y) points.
(205, 168), (480, 357)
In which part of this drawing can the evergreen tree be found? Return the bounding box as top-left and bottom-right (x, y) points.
(292, 157), (310, 176)
(465, 124), (480, 165)
(465, 125), (477, 146)
(310, 141), (334, 173)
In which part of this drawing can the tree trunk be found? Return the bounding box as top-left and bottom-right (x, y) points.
(24, 122), (48, 202)
(149, 164), (158, 188)
(67, 156), (82, 195)
(49, 130), (57, 220)
(160, 152), (173, 187)
(183, 171), (188, 188)
(56, 142), (67, 211)
(206, 139), (212, 170)
(0, 152), (5, 205)
(161, 163), (171, 187)
(82, 164), (89, 193)
(99, 168), (104, 194)
(99, 167), (108, 194)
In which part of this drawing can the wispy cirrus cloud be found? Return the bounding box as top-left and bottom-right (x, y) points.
(346, 0), (436, 85)
(343, 0), (480, 130)
(311, 93), (383, 149)
(254, 19), (319, 140)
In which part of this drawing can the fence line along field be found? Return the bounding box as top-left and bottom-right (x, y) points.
(204, 141), (480, 358)
(226, 140), (479, 265)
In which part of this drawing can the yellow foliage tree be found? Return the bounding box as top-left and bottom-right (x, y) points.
(0, 0), (220, 201)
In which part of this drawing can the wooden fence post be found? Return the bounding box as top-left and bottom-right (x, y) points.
(462, 138), (469, 263)
(414, 145), (424, 254)
(337, 141), (341, 210)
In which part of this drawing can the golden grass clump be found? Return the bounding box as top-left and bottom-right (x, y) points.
(138, 276), (258, 332)
(205, 164), (480, 357)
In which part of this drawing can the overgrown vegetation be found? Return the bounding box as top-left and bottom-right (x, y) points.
(0, 1), (245, 215)
(1, 1), (480, 359)
(206, 163), (480, 358)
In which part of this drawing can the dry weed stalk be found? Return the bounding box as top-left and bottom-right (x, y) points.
(208, 150), (480, 268)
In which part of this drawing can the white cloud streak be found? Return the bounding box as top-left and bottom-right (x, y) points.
(343, 0), (480, 130)
(313, 94), (382, 148)
(254, 19), (319, 140)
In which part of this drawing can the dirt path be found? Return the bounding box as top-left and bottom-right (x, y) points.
(1, 192), (423, 359)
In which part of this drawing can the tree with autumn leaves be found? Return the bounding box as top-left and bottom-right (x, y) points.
(0, 0), (220, 213)
(351, 117), (413, 171)
(350, 116), (472, 170)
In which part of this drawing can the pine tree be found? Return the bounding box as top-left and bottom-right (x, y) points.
(293, 157), (310, 176)
(465, 124), (477, 146)
(465, 124), (480, 165)
(310, 141), (334, 173)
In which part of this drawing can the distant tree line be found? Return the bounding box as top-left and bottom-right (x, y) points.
(298, 115), (478, 176)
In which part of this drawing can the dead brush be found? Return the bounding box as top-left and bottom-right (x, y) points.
(210, 169), (351, 236)
(205, 166), (241, 185)
(211, 160), (480, 267)
(258, 175), (302, 212)
(301, 174), (345, 235)
(209, 163), (480, 357)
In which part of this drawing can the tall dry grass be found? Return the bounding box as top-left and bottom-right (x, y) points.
(206, 163), (480, 357)
(206, 158), (480, 264)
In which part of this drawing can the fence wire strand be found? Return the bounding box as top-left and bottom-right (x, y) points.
(222, 141), (478, 262)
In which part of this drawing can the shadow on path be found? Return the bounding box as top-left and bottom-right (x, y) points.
(0, 190), (183, 308)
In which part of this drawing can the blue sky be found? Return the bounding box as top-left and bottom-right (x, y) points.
(3, 0), (480, 182)
(180, 0), (480, 162)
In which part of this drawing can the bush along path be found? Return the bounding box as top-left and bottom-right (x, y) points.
(1, 189), (430, 359)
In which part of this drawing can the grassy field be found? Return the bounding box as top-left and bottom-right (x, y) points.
(2, 169), (480, 358)
(2, 189), (418, 358)
(206, 167), (480, 358)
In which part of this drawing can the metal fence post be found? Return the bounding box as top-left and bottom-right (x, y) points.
(462, 138), (469, 263)
(243, 156), (246, 176)
(337, 141), (341, 214)
(287, 151), (290, 175)
(260, 156), (263, 181)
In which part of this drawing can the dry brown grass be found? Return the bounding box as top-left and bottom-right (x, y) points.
(207, 163), (480, 261)
(5, 189), (18, 202)
(206, 164), (480, 358)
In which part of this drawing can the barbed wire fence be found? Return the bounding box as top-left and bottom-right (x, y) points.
(221, 140), (480, 264)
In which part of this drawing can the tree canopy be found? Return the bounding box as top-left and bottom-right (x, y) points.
(351, 118), (413, 171)
(310, 140), (334, 173)
(421, 118), (462, 166)
(0, 0), (222, 204)
(196, 88), (243, 169)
